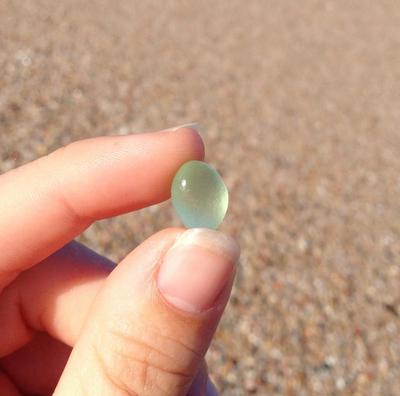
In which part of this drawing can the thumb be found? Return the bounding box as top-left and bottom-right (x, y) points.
(54, 228), (239, 396)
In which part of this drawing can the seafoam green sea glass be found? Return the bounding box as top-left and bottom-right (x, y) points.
(171, 160), (229, 229)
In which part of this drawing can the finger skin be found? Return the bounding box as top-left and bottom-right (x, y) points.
(0, 370), (21, 396)
(0, 240), (215, 395)
(54, 228), (237, 396)
(0, 241), (114, 357)
(0, 128), (204, 289)
(1, 332), (71, 396)
(1, 334), (212, 396)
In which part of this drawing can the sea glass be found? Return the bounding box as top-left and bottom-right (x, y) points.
(171, 160), (228, 229)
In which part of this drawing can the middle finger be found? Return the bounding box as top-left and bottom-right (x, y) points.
(0, 241), (114, 357)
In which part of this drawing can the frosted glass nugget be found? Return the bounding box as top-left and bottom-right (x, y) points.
(171, 161), (229, 229)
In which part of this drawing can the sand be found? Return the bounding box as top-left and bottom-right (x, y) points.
(1, 1), (400, 394)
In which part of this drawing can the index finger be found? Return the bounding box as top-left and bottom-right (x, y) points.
(0, 127), (204, 288)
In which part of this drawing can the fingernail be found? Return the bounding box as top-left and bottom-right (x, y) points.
(157, 229), (240, 313)
(166, 122), (200, 132)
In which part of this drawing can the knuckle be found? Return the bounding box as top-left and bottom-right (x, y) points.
(45, 140), (76, 164)
(93, 343), (135, 396)
(95, 323), (199, 395)
(42, 143), (93, 225)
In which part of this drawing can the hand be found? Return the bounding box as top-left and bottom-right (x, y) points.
(0, 127), (239, 396)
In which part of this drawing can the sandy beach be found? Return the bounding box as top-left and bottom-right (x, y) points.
(1, 1), (400, 394)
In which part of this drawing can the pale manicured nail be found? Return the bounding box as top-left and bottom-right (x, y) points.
(166, 123), (200, 132)
(157, 229), (240, 313)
